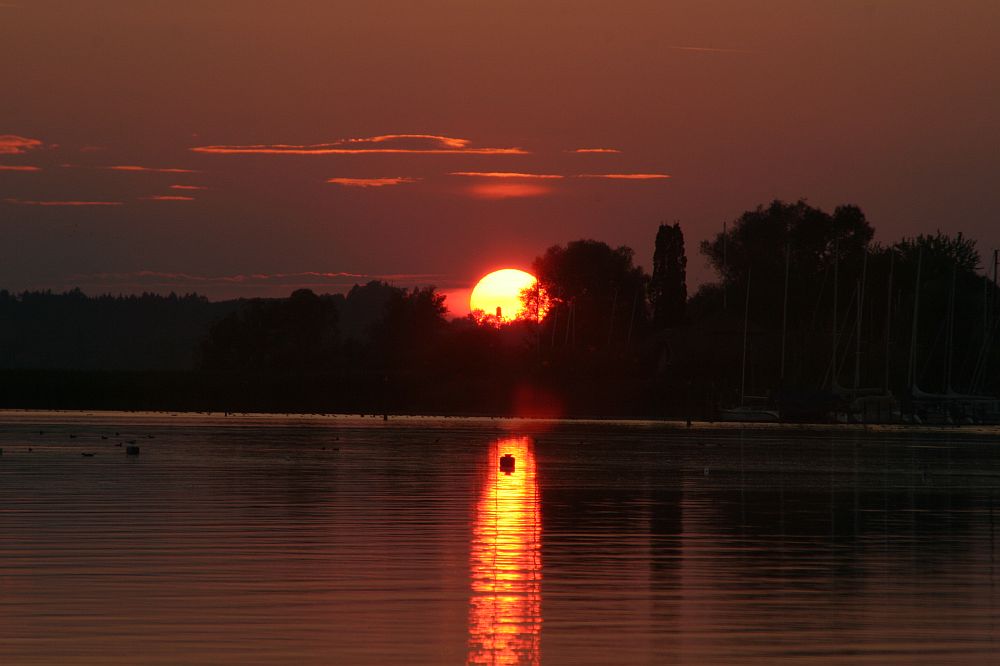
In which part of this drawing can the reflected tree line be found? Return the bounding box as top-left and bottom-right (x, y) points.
(1, 199), (998, 416)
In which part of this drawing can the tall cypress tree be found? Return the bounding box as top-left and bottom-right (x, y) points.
(649, 222), (687, 330)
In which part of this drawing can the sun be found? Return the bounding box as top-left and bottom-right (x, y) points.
(470, 268), (545, 324)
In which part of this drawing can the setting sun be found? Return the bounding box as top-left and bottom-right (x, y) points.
(470, 268), (541, 324)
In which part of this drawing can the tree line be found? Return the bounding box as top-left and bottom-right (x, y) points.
(2, 200), (997, 417)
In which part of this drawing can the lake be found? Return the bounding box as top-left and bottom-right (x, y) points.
(1, 412), (998, 664)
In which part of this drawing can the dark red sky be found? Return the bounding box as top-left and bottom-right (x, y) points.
(2, 1), (998, 314)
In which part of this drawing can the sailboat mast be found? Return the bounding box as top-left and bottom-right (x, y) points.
(740, 270), (751, 407)
(907, 248), (923, 391)
(945, 264), (957, 393)
(854, 248), (869, 391)
(831, 239), (839, 389)
(722, 221), (728, 311)
(780, 243), (790, 382)
(994, 249), (998, 323)
(884, 251), (895, 392)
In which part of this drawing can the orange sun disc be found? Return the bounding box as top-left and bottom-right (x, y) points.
(470, 268), (542, 323)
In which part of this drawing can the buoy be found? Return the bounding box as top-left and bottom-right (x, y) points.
(126, 445), (140, 456)
(82, 452), (95, 457)
(499, 454), (516, 474)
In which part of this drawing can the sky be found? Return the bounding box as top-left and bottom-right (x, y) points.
(2, 0), (999, 314)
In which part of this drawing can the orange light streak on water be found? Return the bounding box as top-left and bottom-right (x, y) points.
(467, 437), (542, 665)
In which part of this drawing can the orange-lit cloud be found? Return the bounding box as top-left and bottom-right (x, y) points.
(5, 198), (123, 206)
(0, 165), (41, 171)
(451, 171), (563, 179)
(191, 134), (527, 156)
(569, 148), (622, 154)
(141, 195), (194, 201)
(468, 182), (551, 199)
(348, 134), (469, 148)
(105, 165), (199, 174)
(667, 45), (756, 54)
(70, 269), (454, 290)
(575, 173), (671, 180)
(326, 176), (419, 187)
(0, 135), (44, 154)
(169, 184), (208, 191)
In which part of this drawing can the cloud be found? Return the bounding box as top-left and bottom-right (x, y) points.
(450, 171), (563, 179)
(0, 165), (41, 171)
(350, 134), (470, 148)
(0, 135), (44, 155)
(667, 45), (756, 54)
(326, 176), (419, 187)
(569, 148), (622, 154)
(70, 270), (454, 290)
(105, 165), (199, 174)
(575, 173), (671, 180)
(169, 184), (208, 191)
(4, 198), (123, 206)
(141, 195), (195, 201)
(467, 182), (552, 199)
(191, 134), (528, 156)
(452, 171), (669, 196)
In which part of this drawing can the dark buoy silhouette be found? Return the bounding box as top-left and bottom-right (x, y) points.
(82, 452), (95, 457)
(126, 445), (140, 456)
(499, 454), (515, 474)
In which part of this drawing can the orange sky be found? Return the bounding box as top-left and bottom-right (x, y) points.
(2, 1), (999, 308)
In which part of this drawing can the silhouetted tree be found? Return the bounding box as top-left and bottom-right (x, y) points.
(201, 288), (338, 375)
(649, 222), (687, 330)
(337, 280), (401, 341)
(699, 200), (874, 328)
(533, 239), (649, 350)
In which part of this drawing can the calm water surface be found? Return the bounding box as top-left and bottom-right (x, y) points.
(1, 412), (999, 664)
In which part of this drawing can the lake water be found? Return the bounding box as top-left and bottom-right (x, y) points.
(1, 412), (999, 664)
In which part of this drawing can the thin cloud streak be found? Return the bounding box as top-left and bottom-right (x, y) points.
(141, 195), (195, 201)
(349, 134), (469, 148)
(105, 165), (199, 174)
(569, 148), (622, 154)
(326, 177), (419, 187)
(576, 173), (671, 180)
(5, 198), (123, 206)
(450, 171), (563, 179)
(667, 45), (756, 54)
(0, 165), (41, 171)
(0, 135), (44, 155)
(71, 270), (453, 288)
(467, 182), (551, 199)
(169, 184), (208, 191)
(192, 133), (528, 156)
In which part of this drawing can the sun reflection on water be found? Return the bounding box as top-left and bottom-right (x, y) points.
(468, 437), (542, 665)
